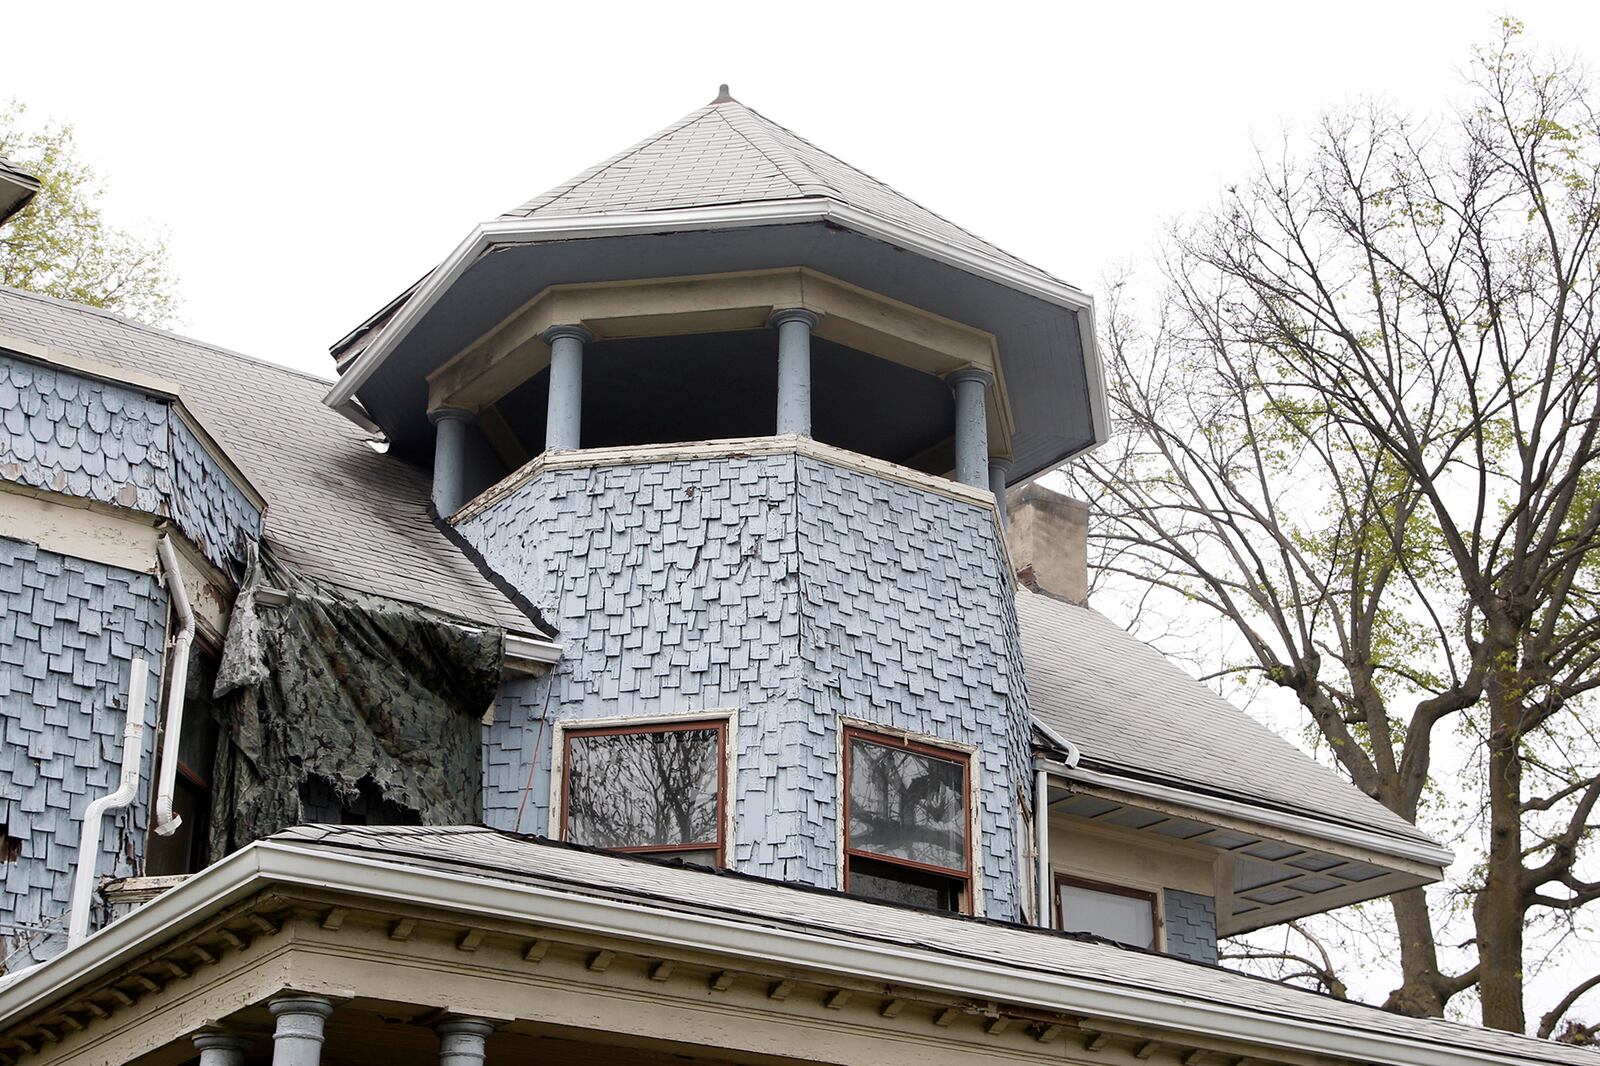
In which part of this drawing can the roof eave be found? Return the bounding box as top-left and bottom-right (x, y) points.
(0, 840), (1549, 1066)
(322, 201), (1108, 460)
(1039, 757), (1454, 871)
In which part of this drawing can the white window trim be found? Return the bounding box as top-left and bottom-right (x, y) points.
(834, 717), (984, 917)
(548, 708), (739, 866)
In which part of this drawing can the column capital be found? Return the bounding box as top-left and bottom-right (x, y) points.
(768, 307), (820, 330)
(269, 995), (335, 1019)
(541, 323), (594, 345)
(193, 1030), (254, 1054)
(435, 1017), (497, 1039)
(947, 366), (995, 389)
(987, 456), (1014, 476)
(428, 406), (475, 426)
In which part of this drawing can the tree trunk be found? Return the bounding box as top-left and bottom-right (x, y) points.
(1384, 886), (1447, 1016)
(1476, 617), (1526, 1033)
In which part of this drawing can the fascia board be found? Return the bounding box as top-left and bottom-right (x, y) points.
(322, 200), (1106, 459)
(1043, 760), (1454, 870)
(0, 841), (1542, 1066)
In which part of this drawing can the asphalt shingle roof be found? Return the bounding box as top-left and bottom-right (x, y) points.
(500, 90), (1059, 286)
(276, 824), (1592, 1066)
(1015, 588), (1439, 848)
(0, 286), (536, 633)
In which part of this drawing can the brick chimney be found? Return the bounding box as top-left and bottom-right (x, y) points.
(1005, 484), (1088, 604)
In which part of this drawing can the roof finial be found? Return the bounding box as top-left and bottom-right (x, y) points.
(713, 83), (733, 104)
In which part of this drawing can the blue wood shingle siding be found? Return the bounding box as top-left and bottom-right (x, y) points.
(0, 538), (166, 968)
(460, 451), (1031, 918)
(1163, 889), (1219, 964)
(0, 352), (262, 571)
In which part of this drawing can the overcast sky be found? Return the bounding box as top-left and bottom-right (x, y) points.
(6, 0), (1599, 1024)
(5, 2), (1598, 381)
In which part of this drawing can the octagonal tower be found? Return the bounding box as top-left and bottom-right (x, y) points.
(326, 89), (1102, 920)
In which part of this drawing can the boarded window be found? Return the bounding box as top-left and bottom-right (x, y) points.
(844, 728), (970, 911)
(561, 720), (726, 862)
(1056, 875), (1157, 948)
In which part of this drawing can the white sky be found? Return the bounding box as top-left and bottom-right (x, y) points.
(5, 1), (1598, 380)
(6, 0), (1600, 1028)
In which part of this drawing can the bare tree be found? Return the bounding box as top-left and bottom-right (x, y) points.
(1072, 21), (1600, 1034)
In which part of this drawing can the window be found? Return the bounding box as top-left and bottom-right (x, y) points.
(843, 727), (971, 912)
(559, 719), (727, 865)
(1055, 874), (1157, 949)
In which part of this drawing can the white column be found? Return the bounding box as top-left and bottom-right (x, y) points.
(193, 1031), (252, 1066)
(948, 367), (994, 488)
(268, 995), (334, 1066)
(769, 308), (819, 437)
(542, 324), (591, 452)
(435, 1017), (495, 1066)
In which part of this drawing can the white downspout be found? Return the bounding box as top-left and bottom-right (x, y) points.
(152, 533), (193, 837)
(1035, 767), (1051, 928)
(67, 657), (148, 947)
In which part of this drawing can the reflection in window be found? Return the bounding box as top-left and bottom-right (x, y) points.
(1056, 876), (1157, 948)
(561, 720), (725, 863)
(844, 729), (970, 911)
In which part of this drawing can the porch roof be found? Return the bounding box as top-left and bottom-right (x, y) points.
(1, 825), (1588, 1066)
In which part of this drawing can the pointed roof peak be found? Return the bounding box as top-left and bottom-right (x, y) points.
(498, 94), (1054, 285)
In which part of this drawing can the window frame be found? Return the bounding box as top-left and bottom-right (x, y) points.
(841, 725), (975, 912)
(1053, 872), (1160, 949)
(552, 713), (734, 866)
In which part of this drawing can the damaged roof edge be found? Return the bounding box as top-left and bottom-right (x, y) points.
(320, 201), (1106, 457)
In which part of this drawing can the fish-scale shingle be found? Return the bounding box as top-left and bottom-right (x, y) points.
(0, 286), (537, 634)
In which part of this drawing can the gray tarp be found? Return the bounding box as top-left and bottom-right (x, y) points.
(208, 541), (504, 860)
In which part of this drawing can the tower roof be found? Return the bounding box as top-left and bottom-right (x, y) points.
(325, 90), (1105, 482)
(500, 88), (1056, 287)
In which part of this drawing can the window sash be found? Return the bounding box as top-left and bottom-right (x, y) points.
(1054, 874), (1158, 949)
(559, 719), (728, 861)
(842, 728), (972, 883)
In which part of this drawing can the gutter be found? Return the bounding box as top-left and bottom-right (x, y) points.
(66, 658), (148, 947)
(5, 840), (1563, 1066)
(320, 200), (1104, 444)
(152, 535), (194, 837)
(1038, 758), (1455, 870)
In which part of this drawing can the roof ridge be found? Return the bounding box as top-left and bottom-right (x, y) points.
(0, 284), (336, 388)
(735, 102), (1055, 278)
(508, 103), (722, 217)
(710, 102), (828, 199)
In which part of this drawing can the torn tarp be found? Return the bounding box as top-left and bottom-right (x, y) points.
(208, 541), (504, 860)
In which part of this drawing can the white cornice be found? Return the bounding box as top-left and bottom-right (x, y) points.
(0, 841), (1563, 1066)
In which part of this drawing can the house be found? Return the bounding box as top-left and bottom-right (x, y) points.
(0, 90), (1590, 1066)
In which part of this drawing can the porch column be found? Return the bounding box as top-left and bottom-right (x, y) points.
(429, 407), (474, 517)
(268, 994), (334, 1066)
(948, 368), (994, 489)
(988, 457), (1013, 529)
(435, 1017), (495, 1066)
(193, 1031), (253, 1066)
(769, 308), (819, 437)
(542, 324), (592, 452)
